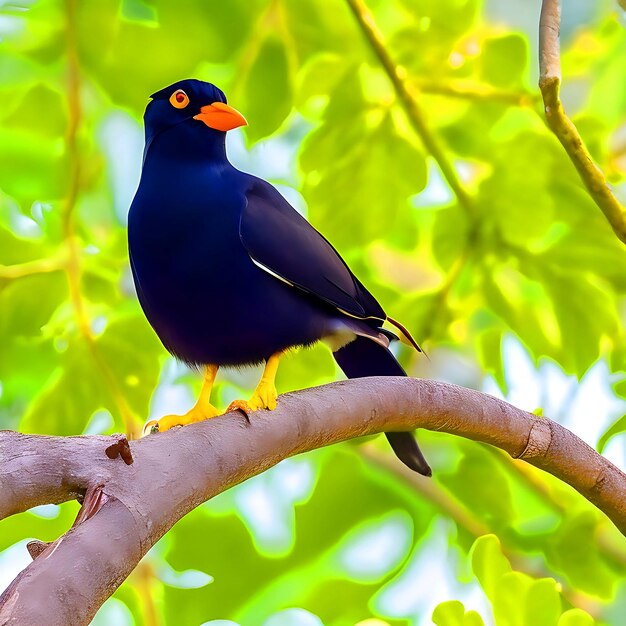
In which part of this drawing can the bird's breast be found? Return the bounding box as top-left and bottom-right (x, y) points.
(128, 167), (328, 365)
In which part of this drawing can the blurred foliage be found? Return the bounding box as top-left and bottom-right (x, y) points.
(1, 0), (626, 624)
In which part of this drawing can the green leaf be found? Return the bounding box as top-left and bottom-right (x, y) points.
(557, 609), (595, 626)
(545, 511), (615, 599)
(20, 341), (106, 435)
(0, 129), (68, 208)
(478, 132), (556, 248)
(597, 412), (626, 453)
(283, 0), (357, 65)
(464, 612), (486, 626)
(3, 82), (68, 138)
(0, 272), (67, 339)
(394, 0), (480, 76)
(75, 0), (257, 112)
(440, 446), (514, 529)
(495, 571), (533, 626)
(482, 265), (560, 366)
(470, 535), (511, 601)
(120, 0), (158, 24)
(432, 600), (465, 626)
(243, 35), (293, 144)
(296, 53), (346, 119)
(96, 311), (163, 420)
(524, 578), (561, 626)
(433, 601), (486, 626)
(476, 327), (506, 391)
(431, 205), (468, 271)
(540, 269), (618, 376)
(481, 34), (528, 88)
(301, 113), (426, 250)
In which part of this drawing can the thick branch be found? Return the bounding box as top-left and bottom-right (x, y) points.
(1, 378), (625, 624)
(539, 0), (626, 244)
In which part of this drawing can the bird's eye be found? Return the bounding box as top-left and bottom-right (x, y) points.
(169, 90), (189, 109)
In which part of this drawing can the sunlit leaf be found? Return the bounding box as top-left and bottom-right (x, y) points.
(557, 609), (595, 626)
(242, 35), (293, 144)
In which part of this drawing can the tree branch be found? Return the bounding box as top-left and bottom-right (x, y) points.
(1, 377), (625, 625)
(0, 255), (68, 281)
(412, 78), (539, 107)
(539, 0), (626, 244)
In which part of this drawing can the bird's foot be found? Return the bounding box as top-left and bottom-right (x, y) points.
(142, 403), (221, 436)
(227, 379), (278, 415)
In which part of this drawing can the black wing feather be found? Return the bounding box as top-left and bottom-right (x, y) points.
(240, 178), (385, 321)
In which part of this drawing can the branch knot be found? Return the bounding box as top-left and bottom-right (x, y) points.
(516, 418), (552, 460)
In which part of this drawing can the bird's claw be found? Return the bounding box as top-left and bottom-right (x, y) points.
(226, 399), (253, 418)
(252, 379), (278, 410)
(226, 380), (278, 416)
(142, 404), (221, 436)
(142, 420), (159, 437)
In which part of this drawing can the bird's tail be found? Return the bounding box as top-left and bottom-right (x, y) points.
(333, 336), (432, 476)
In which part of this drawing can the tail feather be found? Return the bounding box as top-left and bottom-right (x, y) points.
(333, 336), (432, 477)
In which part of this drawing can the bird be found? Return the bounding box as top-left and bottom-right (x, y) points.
(128, 79), (431, 476)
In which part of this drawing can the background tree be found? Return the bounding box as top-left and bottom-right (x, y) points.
(1, 0), (626, 625)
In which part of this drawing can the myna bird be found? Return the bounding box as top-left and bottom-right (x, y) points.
(128, 79), (431, 476)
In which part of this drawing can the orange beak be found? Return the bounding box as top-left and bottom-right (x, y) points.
(193, 102), (247, 132)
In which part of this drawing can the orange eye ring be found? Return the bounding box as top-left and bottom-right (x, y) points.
(169, 89), (189, 109)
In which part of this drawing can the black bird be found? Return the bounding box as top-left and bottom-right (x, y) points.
(128, 79), (431, 476)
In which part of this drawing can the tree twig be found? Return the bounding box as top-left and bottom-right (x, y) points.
(413, 78), (539, 107)
(0, 255), (68, 280)
(539, 0), (626, 244)
(344, 0), (475, 219)
(1, 377), (625, 624)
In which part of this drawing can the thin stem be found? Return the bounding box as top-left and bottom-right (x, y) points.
(413, 78), (540, 107)
(0, 254), (68, 280)
(62, 0), (92, 340)
(419, 246), (472, 342)
(538, 0), (626, 244)
(131, 560), (161, 626)
(362, 444), (488, 536)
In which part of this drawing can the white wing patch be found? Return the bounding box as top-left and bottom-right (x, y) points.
(250, 257), (295, 287)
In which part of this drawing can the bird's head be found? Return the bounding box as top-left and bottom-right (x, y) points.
(142, 79), (247, 162)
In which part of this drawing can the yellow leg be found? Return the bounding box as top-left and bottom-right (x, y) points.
(143, 364), (220, 435)
(227, 353), (281, 413)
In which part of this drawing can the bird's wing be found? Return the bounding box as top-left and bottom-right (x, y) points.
(239, 178), (386, 321)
